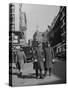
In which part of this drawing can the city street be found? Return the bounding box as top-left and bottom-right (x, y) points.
(9, 4), (66, 87)
(11, 59), (66, 86)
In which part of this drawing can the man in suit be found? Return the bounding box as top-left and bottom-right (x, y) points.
(16, 47), (26, 76)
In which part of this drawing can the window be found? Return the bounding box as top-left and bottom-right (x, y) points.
(9, 4), (15, 13)
(61, 18), (65, 29)
(12, 24), (15, 31)
(60, 11), (65, 21)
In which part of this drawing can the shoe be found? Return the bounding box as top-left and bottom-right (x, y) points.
(49, 73), (51, 76)
(36, 76), (39, 79)
(44, 73), (46, 77)
(40, 76), (44, 79)
(19, 72), (22, 76)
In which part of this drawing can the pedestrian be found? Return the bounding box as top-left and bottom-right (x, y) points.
(43, 41), (54, 76)
(36, 42), (45, 79)
(42, 42), (46, 76)
(32, 47), (39, 78)
(16, 46), (27, 76)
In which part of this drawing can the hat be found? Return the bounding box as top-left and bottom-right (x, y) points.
(20, 46), (23, 51)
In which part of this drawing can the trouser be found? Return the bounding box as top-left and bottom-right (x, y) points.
(36, 69), (38, 77)
(45, 67), (52, 76)
(16, 62), (24, 72)
(49, 68), (51, 76)
(34, 62), (39, 77)
(44, 62), (47, 75)
(40, 69), (43, 78)
(16, 62), (20, 71)
(35, 68), (44, 78)
(45, 68), (47, 75)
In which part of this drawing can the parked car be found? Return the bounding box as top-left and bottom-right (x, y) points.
(22, 46), (33, 63)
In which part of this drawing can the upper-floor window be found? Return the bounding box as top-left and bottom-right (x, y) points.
(9, 3), (15, 13)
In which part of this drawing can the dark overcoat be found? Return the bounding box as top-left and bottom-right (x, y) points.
(36, 47), (44, 71)
(44, 47), (54, 69)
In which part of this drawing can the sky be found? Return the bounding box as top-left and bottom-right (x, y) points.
(21, 4), (60, 42)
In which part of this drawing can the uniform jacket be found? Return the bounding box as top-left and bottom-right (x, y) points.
(36, 47), (44, 70)
(44, 47), (54, 69)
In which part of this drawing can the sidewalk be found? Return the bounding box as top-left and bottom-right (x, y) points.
(12, 62), (63, 86)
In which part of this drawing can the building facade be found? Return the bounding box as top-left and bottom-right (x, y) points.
(33, 30), (43, 43)
(9, 3), (27, 47)
(47, 6), (66, 59)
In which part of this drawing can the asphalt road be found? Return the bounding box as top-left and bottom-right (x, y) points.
(11, 59), (66, 87)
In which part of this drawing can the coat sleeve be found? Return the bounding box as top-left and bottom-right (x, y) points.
(51, 48), (54, 59)
(23, 52), (27, 62)
(16, 52), (18, 63)
(43, 48), (46, 59)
